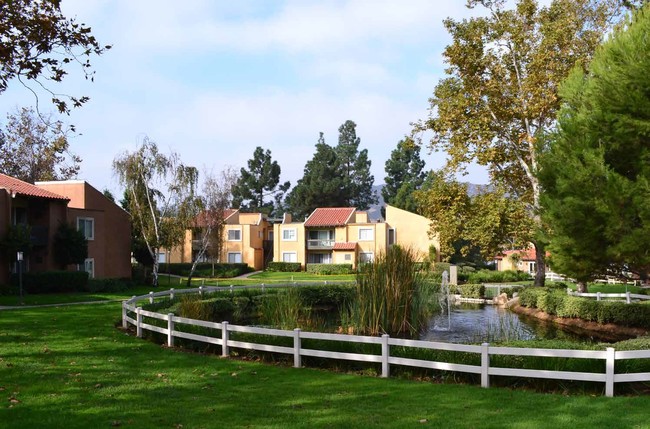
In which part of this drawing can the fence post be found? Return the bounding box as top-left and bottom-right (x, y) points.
(606, 347), (615, 397)
(179, 277), (182, 285)
(381, 334), (390, 378)
(167, 313), (174, 347)
(597, 292), (602, 301)
(121, 301), (127, 329)
(149, 291), (154, 304)
(170, 288), (175, 300)
(230, 285), (234, 295)
(136, 307), (143, 338)
(199, 286), (204, 297)
(221, 321), (229, 357)
(626, 291), (631, 304)
(202, 278), (205, 286)
(481, 343), (490, 388)
(293, 328), (302, 368)
(261, 283), (265, 292)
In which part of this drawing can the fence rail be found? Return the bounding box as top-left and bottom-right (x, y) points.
(122, 286), (650, 397)
(567, 289), (650, 304)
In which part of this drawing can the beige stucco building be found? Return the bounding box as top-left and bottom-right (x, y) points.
(273, 204), (439, 270)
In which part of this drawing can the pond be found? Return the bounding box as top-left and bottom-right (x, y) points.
(420, 302), (630, 344)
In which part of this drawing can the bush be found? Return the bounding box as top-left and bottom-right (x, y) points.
(297, 285), (355, 308)
(266, 262), (301, 272)
(11, 271), (89, 293)
(158, 263), (253, 278)
(466, 269), (532, 284)
(306, 264), (353, 275)
(453, 283), (485, 299)
(85, 277), (134, 293)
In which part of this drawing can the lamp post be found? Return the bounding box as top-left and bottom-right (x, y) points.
(17, 251), (23, 305)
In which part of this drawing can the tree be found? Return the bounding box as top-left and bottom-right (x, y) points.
(415, 171), (532, 263)
(0, 224), (32, 262)
(336, 120), (376, 210)
(232, 147), (289, 216)
(414, 0), (621, 286)
(0, 107), (81, 183)
(382, 137), (426, 216)
(113, 137), (199, 286)
(52, 222), (87, 268)
(540, 5), (650, 291)
(286, 133), (345, 219)
(0, 0), (110, 114)
(186, 167), (237, 286)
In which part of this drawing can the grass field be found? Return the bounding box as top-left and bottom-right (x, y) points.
(2, 303), (650, 428)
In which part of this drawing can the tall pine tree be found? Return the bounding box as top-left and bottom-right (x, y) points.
(335, 120), (376, 209)
(382, 137), (426, 214)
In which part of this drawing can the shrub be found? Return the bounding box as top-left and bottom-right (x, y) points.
(266, 262), (301, 272)
(453, 283), (485, 298)
(158, 263), (252, 278)
(85, 277), (133, 292)
(467, 269), (532, 284)
(11, 270), (89, 293)
(306, 264), (353, 275)
(296, 285), (355, 308)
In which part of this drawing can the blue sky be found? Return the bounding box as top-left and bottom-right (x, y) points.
(0, 0), (491, 196)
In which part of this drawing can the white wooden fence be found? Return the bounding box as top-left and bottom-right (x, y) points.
(567, 289), (650, 304)
(122, 286), (650, 397)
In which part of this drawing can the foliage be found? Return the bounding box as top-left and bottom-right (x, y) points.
(159, 262), (252, 278)
(52, 221), (88, 268)
(382, 137), (426, 215)
(306, 264), (354, 275)
(232, 146), (289, 216)
(0, 0), (110, 114)
(464, 269), (532, 284)
(0, 224), (32, 261)
(266, 262), (302, 272)
(415, 171), (531, 262)
(518, 287), (650, 329)
(295, 285), (355, 308)
(453, 284), (485, 299)
(11, 270), (88, 293)
(349, 246), (435, 336)
(335, 120), (377, 210)
(85, 277), (133, 293)
(113, 137), (199, 286)
(414, 0), (623, 285)
(0, 107), (81, 183)
(540, 4), (650, 286)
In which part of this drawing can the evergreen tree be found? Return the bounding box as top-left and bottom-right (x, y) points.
(382, 137), (426, 214)
(232, 147), (289, 216)
(541, 5), (650, 290)
(286, 133), (344, 219)
(335, 120), (377, 210)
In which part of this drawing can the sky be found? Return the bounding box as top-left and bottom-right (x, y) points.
(0, 0), (492, 196)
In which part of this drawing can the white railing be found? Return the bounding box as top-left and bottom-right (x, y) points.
(122, 286), (650, 398)
(567, 289), (650, 304)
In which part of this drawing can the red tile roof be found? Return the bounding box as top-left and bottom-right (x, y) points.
(0, 174), (69, 201)
(495, 249), (549, 261)
(304, 207), (356, 227)
(333, 242), (356, 251)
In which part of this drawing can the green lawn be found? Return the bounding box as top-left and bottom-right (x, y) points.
(0, 285), (158, 307)
(2, 303), (650, 428)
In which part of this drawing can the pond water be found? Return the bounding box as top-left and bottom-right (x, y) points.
(420, 303), (628, 344)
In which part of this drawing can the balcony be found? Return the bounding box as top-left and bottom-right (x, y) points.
(307, 239), (335, 250)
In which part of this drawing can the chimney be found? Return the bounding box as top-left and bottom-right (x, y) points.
(283, 213), (292, 224)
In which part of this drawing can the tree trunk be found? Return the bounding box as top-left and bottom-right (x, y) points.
(533, 242), (546, 287)
(152, 252), (159, 287)
(577, 281), (587, 293)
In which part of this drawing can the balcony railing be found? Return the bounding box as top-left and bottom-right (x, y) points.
(307, 239), (335, 249)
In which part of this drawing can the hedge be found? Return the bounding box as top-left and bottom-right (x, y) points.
(158, 263), (253, 278)
(306, 264), (353, 275)
(518, 287), (650, 329)
(266, 262), (301, 272)
(11, 271), (89, 293)
(453, 283), (485, 299)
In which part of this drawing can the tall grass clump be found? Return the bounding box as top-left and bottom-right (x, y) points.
(260, 287), (312, 330)
(347, 246), (437, 337)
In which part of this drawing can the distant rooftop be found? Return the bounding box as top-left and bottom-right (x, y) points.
(304, 207), (356, 227)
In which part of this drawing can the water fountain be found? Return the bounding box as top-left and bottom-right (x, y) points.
(434, 270), (452, 331)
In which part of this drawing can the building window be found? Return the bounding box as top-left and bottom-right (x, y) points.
(388, 228), (396, 246)
(268, 231), (274, 240)
(282, 252), (297, 262)
(308, 253), (331, 264)
(282, 228), (297, 241)
(344, 254), (351, 261)
(227, 229), (241, 241)
(359, 252), (374, 263)
(79, 258), (95, 278)
(77, 217), (94, 240)
(528, 261), (537, 274)
(227, 252), (242, 263)
(158, 252), (167, 263)
(358, 228), (374, 241)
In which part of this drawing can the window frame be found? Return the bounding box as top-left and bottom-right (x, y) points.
(282, 252), (297, 263)
(282, 228), (297, 241)
(227, 252), (242, 263)
(227, 228), (242, 241)
(77, 217), (95, 241)
(358, 228), (374, 241)
(359, 252), (374, 263)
